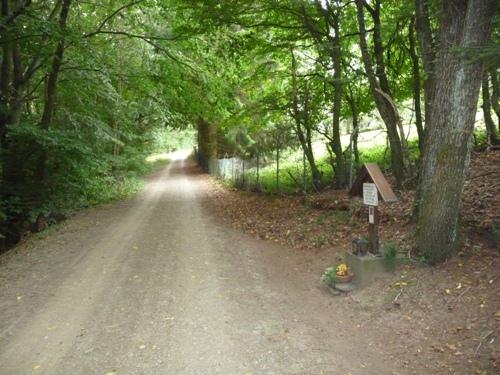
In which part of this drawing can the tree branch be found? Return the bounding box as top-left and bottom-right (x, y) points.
(83, 0), (144, 38)
(0, 0), (31, 31)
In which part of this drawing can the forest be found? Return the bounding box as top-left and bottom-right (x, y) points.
(0, 0), (498, 265)
(1, 1), (500, 374)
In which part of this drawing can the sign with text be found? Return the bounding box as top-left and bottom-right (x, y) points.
(363, 183), (378, 206)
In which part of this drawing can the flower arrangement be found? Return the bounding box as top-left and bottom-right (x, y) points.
(336, 263), (348, 277)
(321, 267), (337, 286)
(322, 263), (353, 287)
(335, 263), (353, 283)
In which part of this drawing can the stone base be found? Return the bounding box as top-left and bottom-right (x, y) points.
(325, 282), (356, 295)
(334, 282), (356, 292)
(326, 285), (341, 296)
(345, 252), (407, 286)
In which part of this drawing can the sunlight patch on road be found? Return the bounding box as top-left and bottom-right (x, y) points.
(146, 149), (191, 163)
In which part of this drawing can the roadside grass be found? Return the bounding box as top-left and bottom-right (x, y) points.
(90, 153), (171, 205)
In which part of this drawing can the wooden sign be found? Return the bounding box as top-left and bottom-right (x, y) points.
(349, 163), (397, 255)
(349, 163), (398, 203)
(363, 183), (378, 206)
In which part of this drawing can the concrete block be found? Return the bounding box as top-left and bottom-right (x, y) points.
(345, 252), (408, 286)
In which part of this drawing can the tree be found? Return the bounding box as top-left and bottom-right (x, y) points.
(354, 0), (409, 187)
(290, 49), (322, 190)
(482, 75), (499, 145)
(416, 0), (497, 264)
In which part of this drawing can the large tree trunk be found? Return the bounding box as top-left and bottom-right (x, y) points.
(416, 0), (496, 264)
(354, 0), (407, 187)
(196, 117), (218, 174)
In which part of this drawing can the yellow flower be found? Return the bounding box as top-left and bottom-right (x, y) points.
(336, 263), (348, 276)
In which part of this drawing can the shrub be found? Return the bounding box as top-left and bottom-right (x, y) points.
(321, 267), (337, 286)
(381, 242), (400, 269)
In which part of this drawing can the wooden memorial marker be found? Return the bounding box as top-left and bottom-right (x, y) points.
(349, 163), (398, 254)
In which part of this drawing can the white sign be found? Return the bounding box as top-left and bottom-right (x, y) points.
(368, 206), (375, 224)
(363, 183), (378, 206)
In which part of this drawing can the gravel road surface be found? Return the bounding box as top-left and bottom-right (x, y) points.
(0, 157), (402, 375)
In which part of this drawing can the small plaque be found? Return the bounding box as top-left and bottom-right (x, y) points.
(363, 183), (378, 206)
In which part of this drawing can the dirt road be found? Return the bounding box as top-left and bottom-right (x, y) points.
(0, 158), (403, 375)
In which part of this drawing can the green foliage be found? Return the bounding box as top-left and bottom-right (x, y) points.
(227, 139), (422, 194)
(321, 267), (337, 286)
(472, 129), (488, 149)
(151, 128), (196, 153)
(0, 1), (199, 242)
(0, 0), (492, 258)
(358, 139), (420, 171)
(381, 242), (400, 269)
(242, 156), (333, 194)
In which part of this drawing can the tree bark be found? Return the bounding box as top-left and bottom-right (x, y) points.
(416, 0), (496, 264)
(196, 117), (218, 173)
(354, 0), (407, 187)
(415, 0), (436, 130)
(408, 17), (425, 153)
(347, 93), (360, 165)
(346, 91), (360, 187)
(482, 75), (499, 145)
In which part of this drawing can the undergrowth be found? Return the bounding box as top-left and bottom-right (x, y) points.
(228, 139), (420, 194)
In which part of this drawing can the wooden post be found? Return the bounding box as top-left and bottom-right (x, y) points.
(362, 182), (379, 255)
(368, 205), (379, 254)
(349, 164), (398, 256)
